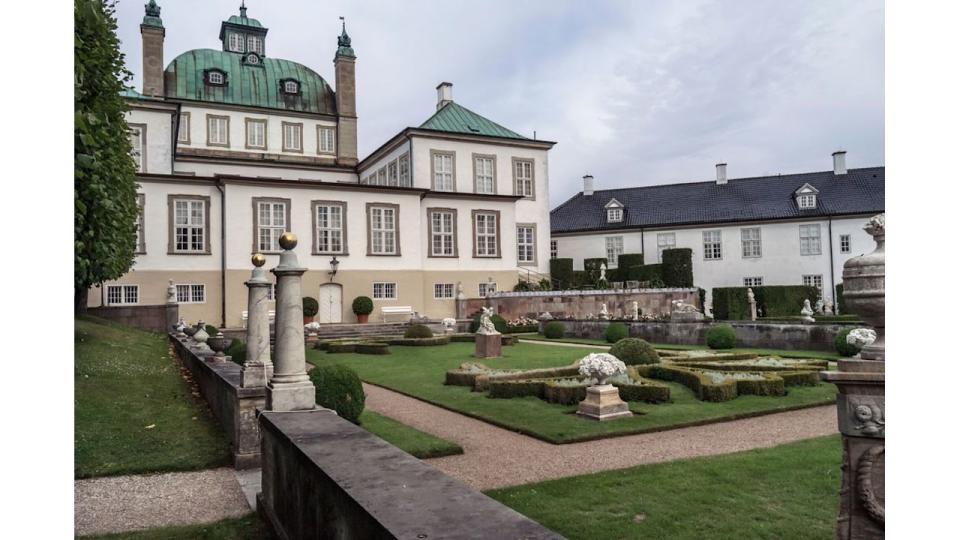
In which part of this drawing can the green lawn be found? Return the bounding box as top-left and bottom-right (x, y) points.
(79, 514), (268, 540)
(306, 342), (836, 444)
(487, 435), (841, 540)
(519, 334), (842, 361)
(359, 410), (463, 459)
(75, 316), (231, 478)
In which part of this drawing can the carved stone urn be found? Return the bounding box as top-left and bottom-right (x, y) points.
(206, 332), (230, 362)
(841, 214), (885, 360)
(182, 324), (198, 338)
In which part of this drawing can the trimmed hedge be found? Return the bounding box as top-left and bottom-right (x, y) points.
(584, 258), (608, 284)
(712, 285), (821, 320)
(469, 313), (508, 333)
(387, 336), (450, 347)
(444, 363), (520, 387)
(550, 258), (574, 289)
(706, 324), (736, 349)
(609, 338), (659, 365)
(611, 253), (644, 282)
(309, 364), (365, 424)
(673, 358), (827, 372)
(502, 335), (518, 346)
(627, 263), (663, 284)
(637, 364), (738, 402)
(778, 370), (821, 387)
(225, 339), (246, 366)
(326, 342), (359, 353)
(404, 324), (434, 338)
(488, 379), (546, 399)
(604, 322), (629, 343)
(661, 248), (693, 287)
(543, 321), (565, 339)
(711, 288), (751, 321)
(835, 328), (862, 357)
(734, 373), (786, 397)
(354, 342), (391, 355)
(476, 364), (581, 391)
(505, 324), (539, 334)
(302, 297), (319, 317)
(835, 283), (845, 315)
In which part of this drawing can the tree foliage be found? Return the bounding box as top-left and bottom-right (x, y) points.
(75, 0), (139, 309)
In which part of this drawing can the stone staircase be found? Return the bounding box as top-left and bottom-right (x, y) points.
(306, 322), (412, 340)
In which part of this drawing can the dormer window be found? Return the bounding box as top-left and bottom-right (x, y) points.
(205, 69), (227, 86)
(247, 36), (264, 55)
(604, 198), (625, 223)
(794, 183), (820, 210)
(282, 79), (300, 95)
(227, 32), (244, 52)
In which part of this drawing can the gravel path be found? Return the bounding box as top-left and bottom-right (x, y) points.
(75, 467), (250, 536)
(363, 383), (836, 491)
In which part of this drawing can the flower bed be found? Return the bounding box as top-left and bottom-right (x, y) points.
(484, 368), (671, 405)
(671, 357), (828, 372)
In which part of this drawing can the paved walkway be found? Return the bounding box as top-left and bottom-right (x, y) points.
(74, 467), (250, 537)
(363, 383), (836, 491)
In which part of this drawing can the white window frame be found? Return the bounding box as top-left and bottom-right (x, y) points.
(743, 277), (763, 287)
(388, 161), (399, 186)
(207, 115), (229, 146)
(317, 126), (336, 154)
(135, 193), (145, 253)
(550, 240), (558, 259)
(106, 285), (139, 306)
(173, 199), (206, 253)
(514, 159), (534, 198)
(657, 232), (676, 262)
(247, 35), (263, 55)
(605, 236), (624, 267)
(257, 201), (287, 253)
(129, 126), (144, 172)
(370, 206), (397, 255)
(283, 80), (299, 94)
(799, 224), (822, 255)
(433, 152), (455, 191)
(373, 282), (397, 300)
(517, 225), (536, 264)
(475, 212), (498, 257)
(430, 210), (455, 257)
(433, 283), (455, 299)
(607, 208), (623, 223)
(314, 203), (344, 254)
(840, 234), (851, 254)
(474, 156), (495, 194)
(175, 283), (206, 304)
(703, 230), (722, 260)
(377, 167), (387, 185)
(246, 119), (266, 149)
(207, 71), (225, 85)
(741, 227), (762, 258)
(797, 193), (817, 209)
(479, 282), (497, 297)
(802, 274), (824, 295)
(177, 113), (190, 144)
(282, 123), (303, 152)
(398, 154), (411, 186)
(228, 32), (244, 52)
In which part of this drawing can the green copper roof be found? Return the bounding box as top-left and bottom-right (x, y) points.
(164, 49), (336, 115)
(120, 87), (143, 98)
(226, 14), (263, 29)
(419, 102), (528, 140)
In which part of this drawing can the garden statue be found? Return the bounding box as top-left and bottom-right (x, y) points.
(671, 300), (698, 313)
(630, 301), (639, 321)
(474, 307), (502, 358)
(815, 298), (825, 314)
(576, 353), (632, 421)
(800, 299), (815, 323)
(456, 281), (466, 300)
(599, 263), (607, 282)
(538, 312), (554, 321)
(476, 306), (500, 335)
(442, 317), (457, 333)
(173, 318), (187, 339)
(166, 279), (177, 303)
(747, 288), (757, 321)
(599, 304), (609, 320)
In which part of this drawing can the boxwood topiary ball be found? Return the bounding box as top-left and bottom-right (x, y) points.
(706, 324), (737, 349)
(609, 337), (659, 365)
(543, 321), (565, 339)
(404, 324), (434, 339)
(308, 364), (365, 424)
(834, 328), (862, 357)
(604, 322), (629, 343)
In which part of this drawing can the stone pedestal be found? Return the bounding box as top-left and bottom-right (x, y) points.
(576, 384), (632, 421)
(243, 254), (275, 388)
(266, 234), (316, 412)
(670, 311), (704, 322)
(474, 333), (502, 358)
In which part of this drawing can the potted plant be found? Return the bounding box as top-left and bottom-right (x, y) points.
(303, 297), (319, 324)
(352, 296), (374, 323)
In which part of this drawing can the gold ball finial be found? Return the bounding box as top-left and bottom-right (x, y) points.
(279, 232), (298, 250)
(251, 253), (266, 267)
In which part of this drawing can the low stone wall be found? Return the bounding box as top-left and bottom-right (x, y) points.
(89, 304), (178, 333)
(547, 319), (858, 352)
(170, 335), (265, 469)
(258, 409), (563, 539)
(460, 288), (700, 321)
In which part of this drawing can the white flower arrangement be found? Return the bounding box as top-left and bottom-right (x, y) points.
(507, 316), (539, 327)
(304, 321), (321, 332)
(847, 328), (877, 349)
(577, 353), (627, 385)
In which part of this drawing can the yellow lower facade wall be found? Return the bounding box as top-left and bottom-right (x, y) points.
(89, 269), (521, 328)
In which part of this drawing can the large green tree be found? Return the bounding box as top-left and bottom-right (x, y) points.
(75, 0), (139, 311)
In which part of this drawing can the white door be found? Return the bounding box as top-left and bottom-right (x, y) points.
(318, 284), (343, 323)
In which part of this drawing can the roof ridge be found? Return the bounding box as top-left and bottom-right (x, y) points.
(418, 101), (529, 140)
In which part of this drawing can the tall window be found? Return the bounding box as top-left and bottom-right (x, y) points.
(176, 284), (206, 303)
(514, 159), (534, 198)
(373, 282), (397, 299)
(474, 212), (498, 257)
(177, 113), (190, 144)
(517, 225), (536, 264)
(550, 240), (558, 259)
(282, 122), (302, 152)
(256, 200), (287, 252)
(743, 277), (763, 287)
(479, 282), (497, 297)
(803, 274), (824, 295)
(430, 210), (456, 257)
(474, 155), (495, 194)
(135, 194), (145, 254)
(703, 230), (722, 260)
(657, 233), (676, 262)
(840, 234), (851, 254)
(207, 115), (229, 146)
(434, 283), (455, 299)
(173, 198), (205, 253)
(799, 224), (822, 255)
(377, 167), (387, 185)
(388, 161), (399, 186)
(398, 154), (411, 186)
(228, 33), (244, 52)
(129, 126), (144, 172)
(106, 285), (139, 306)
(314, 203), (344, 254)
(432, 152), (455, 191)
(247, 35), (263, 55)
(318, 126), (336, 154)
(741, 227), (762, 258)
(369, 205), (398, 255)
(245, 119), (266, 149)
(605, 236), (624, 267)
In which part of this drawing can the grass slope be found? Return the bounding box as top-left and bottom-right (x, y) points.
(75, 316), (230, 478)
(306, 342), (836, 444)
(360, 410), (463, 459)
(487, 435), (841, 540)
(79, 514), (268, 540)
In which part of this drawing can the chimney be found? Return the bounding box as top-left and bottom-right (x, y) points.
(334, 18), (358, 166)
(715, 163), (727, 185)
(832, 150), (847, 175)
(583, 174), (595, 196)
(436, 82), (453, 110)
(140, 1), (165, 97)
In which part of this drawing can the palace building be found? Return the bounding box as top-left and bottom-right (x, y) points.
(90, 2), (555, 327)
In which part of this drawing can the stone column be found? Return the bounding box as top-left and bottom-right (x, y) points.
(266, 233), (316, 411)
(821, 214), (884, 540)
(242, 254), (274, 388)
(165, 279), (180, 333)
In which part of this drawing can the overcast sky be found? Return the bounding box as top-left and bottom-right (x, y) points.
(115, 0), (883, 206)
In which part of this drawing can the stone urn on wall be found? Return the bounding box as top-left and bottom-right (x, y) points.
(840, 214), (884, 360)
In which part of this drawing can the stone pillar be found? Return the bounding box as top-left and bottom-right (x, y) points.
(266, 233), (316, 411)
(140, 1), (165, 98)
(334, 20), (358, 166)
(821, 214), (884, 540)
(243, 254), (274, 388)
(165, 279), (179, 334)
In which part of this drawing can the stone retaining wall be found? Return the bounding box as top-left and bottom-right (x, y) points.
(170, 335), (264, 469)
(258, 409), (563, 540)
(89, 304), (178, 333)
(460, 288), (701, 321)
(547, 319), (858, 352)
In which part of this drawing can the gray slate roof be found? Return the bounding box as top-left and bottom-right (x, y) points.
(550, 166), (884, 234)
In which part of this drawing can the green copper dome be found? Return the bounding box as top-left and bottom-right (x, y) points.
(164, 49), (336, 115)
(226, 14), (263, 29)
